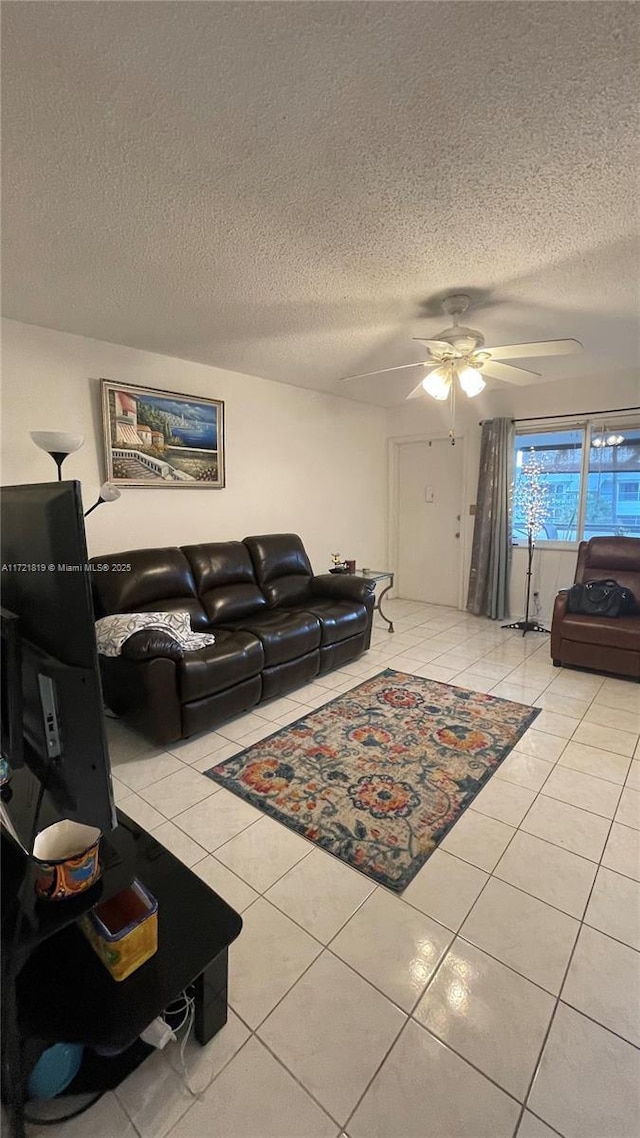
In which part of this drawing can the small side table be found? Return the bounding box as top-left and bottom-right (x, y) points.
(353, 570), (395, 632)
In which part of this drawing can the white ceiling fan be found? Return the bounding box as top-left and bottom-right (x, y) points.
(341, 294), (583, 401)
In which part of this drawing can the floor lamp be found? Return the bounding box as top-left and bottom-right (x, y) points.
(84, 482), (121, 517)
(502, 451), (550, 637)
(30, 431), (85, 480)
(29, 432), (121, 518)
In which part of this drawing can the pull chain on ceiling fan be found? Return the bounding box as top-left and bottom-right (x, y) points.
(341, 293), (583, 402)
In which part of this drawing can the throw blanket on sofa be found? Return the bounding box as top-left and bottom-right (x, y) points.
(95, 611), (216, 657)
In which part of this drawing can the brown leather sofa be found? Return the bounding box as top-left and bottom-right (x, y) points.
(551, 536), (640, 680)
(90, 534), (375, 745)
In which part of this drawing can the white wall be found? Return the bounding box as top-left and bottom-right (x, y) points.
(387, 369), (640, 622)
(3, 318), (637, 620)
(0, 319), (388, 573)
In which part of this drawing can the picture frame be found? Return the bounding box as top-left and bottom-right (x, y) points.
(101, 380), (225, 489)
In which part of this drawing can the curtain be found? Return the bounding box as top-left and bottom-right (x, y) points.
(467, 417), (514, 620)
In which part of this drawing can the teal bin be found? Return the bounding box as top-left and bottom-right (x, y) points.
(27, 1042), (84, 1100)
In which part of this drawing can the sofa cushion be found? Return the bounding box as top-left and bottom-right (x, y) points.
(261, 651), (320, 700)
(90, 548), (209, 630)
(244, 534), (313, 607)
(319, 633), (368, 674)
(292, 598), (369, 645)
(182, 677), (262, 738)
(178, 630), (264, 702)
(183, 542), (268, 624)
(222, 609), (321, 666)
(560, 612), (640, 652)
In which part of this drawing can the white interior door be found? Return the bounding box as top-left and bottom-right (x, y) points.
(396, 438), (464, 606)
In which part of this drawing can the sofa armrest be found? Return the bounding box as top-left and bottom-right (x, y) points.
(120, 629), (185, 662)
(99, 653), (182, 746)
(310, 573), (376, 606)
(550, 590), (569, 660)
(554, 589), (570, 616)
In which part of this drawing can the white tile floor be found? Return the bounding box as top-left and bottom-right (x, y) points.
(37, 600), (640, 1137)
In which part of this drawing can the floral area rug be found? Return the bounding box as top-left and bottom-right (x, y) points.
(205, 669), (539, 891)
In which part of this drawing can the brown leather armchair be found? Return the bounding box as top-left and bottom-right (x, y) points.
(551, 536), (640, 679)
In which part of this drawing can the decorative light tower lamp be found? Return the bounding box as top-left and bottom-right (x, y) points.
(503, 451), (550, 636)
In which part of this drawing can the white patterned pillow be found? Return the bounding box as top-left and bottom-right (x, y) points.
(95, 611), (216, 657)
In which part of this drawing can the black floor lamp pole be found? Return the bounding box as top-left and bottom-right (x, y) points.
(502, 529), (550, 636)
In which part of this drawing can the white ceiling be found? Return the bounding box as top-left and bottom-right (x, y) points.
(2, 2), (639, 407)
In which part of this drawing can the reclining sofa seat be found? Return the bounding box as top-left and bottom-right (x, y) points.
(90, 535), (375, 745)
(242, 534), (373, 674)
(182, 540), (322, 701)
(92, 546), (264, 743)
(551, 536), (640, 680)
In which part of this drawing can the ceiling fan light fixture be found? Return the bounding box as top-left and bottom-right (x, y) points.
(457, 365), (486, 398)
(593, 432), (625, 448)
(422, 365), (452, 401)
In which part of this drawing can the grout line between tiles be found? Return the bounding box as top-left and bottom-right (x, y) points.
(254, 1033), (352, 1132)
(519, 1109), (566, 1138)
(554, 996), (640, 1053)
(514, 757), (637, 1134)
(339, 1016), (414, 1135)
(159, 1032), (257, 1138)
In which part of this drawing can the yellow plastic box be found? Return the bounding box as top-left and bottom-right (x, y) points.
(79, 878), (158, 981)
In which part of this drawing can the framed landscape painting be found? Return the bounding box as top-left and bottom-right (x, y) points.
(101, 380), (225, 489)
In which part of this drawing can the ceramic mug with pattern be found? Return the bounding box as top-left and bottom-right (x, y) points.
(32, 820), (102, 901)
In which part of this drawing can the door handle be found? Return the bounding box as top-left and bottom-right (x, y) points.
(455, 532), (460, 539)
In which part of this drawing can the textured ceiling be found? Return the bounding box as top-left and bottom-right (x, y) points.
(2, 1), (639, 406)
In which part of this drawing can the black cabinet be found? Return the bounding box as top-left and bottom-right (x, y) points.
(1, 811), (242, 1138)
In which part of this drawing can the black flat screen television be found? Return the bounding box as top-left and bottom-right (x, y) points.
(0, 481), (116, 852)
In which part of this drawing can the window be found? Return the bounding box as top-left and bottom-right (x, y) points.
(586, 427), (640, 540)
(512, 421), (640, 545)
(513, 429), (582, 543)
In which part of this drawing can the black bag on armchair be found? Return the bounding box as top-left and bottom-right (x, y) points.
(567, 578), (635, 618)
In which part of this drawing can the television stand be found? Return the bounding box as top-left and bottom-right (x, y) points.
(1, 810), (243, 1138)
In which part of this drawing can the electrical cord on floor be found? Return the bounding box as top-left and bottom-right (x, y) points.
(163, 990), (214, 1101)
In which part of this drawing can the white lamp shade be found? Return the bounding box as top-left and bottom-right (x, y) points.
(422, 366), (452, 401)
(457, 365), (486, 398)
(30, 431), (85, 455)
(99, 482), (121, 503)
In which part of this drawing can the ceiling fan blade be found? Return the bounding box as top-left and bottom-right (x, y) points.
(488, 338), (583, 360)
(340, 361), (430, 382)
(406, 380), (428, 400)
(481, 360), (542, 386)
(411, 338), (456, 358)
